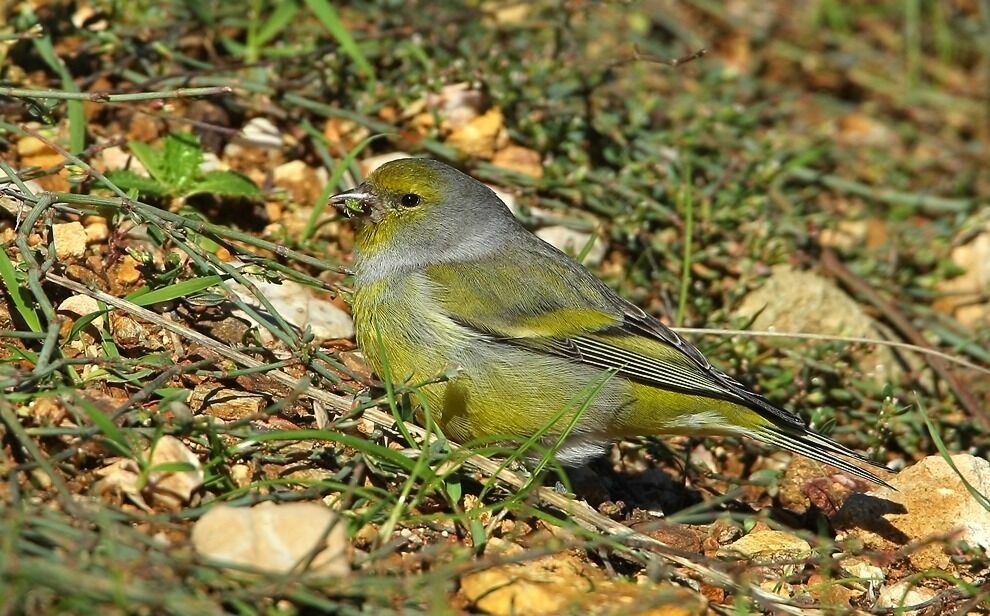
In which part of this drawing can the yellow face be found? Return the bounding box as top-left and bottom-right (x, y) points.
(330, 158), (513, 265)
(367, 160), (443, 205)
(331, 159), (448, 256)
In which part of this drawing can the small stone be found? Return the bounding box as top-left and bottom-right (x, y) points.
(57, 294), (104, 330)
(148, 435), (204, 507)
(238, 117), (283, 149)
(29, 397), (64, 425)
(807, 572), (858, 608)
(72, 4), (107, 31)
(189, 385), (267, 420)
(492, 145), (543, 178)
(323, 117), (370, 151)
(717, 529), (812, 566)
(459, 551), (590, 615)
(359, 152), (412, 178)
(426, 82), (485, 132)
(339, 351), (372, 382)
(230, 464), (252, 488)
(839, 555), (885, 588)
(273, 160), (328, 206)
(109, 313), (150, 348)
(734, 265), (900, 381)
(445, 108), (507, 158)
(837, 113), (897, 147)
(488, 2), (530, 25)
(934, 227), (990, 327)
(876, 580), (936, 612)
(191, 501), (349, 576)
(95, 435), (203, 511)
(353, 523), (379, 549)
(84, 218), (109, 243)
(226, 275), (354, 342)
(460, 548), (706, 616)
(17, 136), (51, 157)
(97, 144), (149, 176)
(52, 222), (87, 260)
(819, 220), (868, 251)
(535, 225), (608, 266)
(833, 454), (990, 572)
(113, 254), (142, 285)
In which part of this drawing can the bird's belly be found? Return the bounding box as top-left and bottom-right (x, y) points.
(352, 276), (628, 448)
(352, 276), (457, 387)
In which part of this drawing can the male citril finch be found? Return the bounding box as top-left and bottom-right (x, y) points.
(331, 158), (890, 486)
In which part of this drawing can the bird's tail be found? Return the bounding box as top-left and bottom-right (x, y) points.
(753, 424), (894, 488)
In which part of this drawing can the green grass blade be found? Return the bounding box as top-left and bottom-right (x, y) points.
(125, 275), (225, 307)
(32, 36), (85, 153)
(303, 0), (375, 81)
(0, 249), (42, 333)
(302, 133), (381, 241)
(74, 397), (133, 457)
(917, 395), (990, 512)
(257, 0), (300, 46)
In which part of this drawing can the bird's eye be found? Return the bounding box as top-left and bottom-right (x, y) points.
(400, 193), (421, 207)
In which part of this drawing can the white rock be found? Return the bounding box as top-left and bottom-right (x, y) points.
(52, 221), (87, 260)
(239, 117), (283, 149)
(359, 152), (412, 177)
(199, 152), (227, 174)
(273, 159), (313, 185)
(876, 580), (936, 612)
(226, 274), (354, 342)
(99, 145), (149, 176)
(95, 435), (203, 511)
(191, 501), (349, 576)
(734, 265), (900, 381)
(426, 82), (485, 131)
(57, 294), (104, 330)
(839, 555), (885, 587)
(536, 225), (608, 266)
(935, 227), (990, 326)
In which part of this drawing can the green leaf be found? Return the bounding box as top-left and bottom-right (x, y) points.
(303, 0), (375, 81)
(163, 132), (204, 190)
(0, 249), (42, 333)
(126, 140), (167, 184)
(469, 519), (487, 552)
(187, 171), (262, 198)
(104, 170), (167, 196)
(445, 477), (462, 503)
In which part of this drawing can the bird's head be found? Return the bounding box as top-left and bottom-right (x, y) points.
(330, 158), (516, 263)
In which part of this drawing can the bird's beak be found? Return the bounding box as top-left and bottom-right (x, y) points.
(329, 184), (377, 219)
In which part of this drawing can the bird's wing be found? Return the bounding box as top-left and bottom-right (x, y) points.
(424, 245), (891, 486)
(423, 247), (805, 430)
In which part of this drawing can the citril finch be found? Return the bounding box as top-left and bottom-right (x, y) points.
(331, 158), (890, 486)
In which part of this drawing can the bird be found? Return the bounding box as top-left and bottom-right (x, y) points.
(330, 158), (891, 486)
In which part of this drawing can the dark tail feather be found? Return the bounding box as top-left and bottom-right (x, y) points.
(756, 426), (895, 488)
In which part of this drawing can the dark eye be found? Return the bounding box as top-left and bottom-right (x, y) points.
(400, 193), (421, 207)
